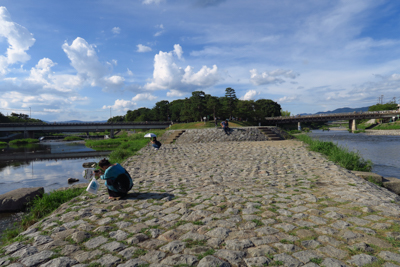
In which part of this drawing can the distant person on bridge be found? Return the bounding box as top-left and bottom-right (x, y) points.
(95, 158), (133, 200)
(221, 119), (230, 135)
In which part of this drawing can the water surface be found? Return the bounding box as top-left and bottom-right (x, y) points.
(309, 130), (400, 179)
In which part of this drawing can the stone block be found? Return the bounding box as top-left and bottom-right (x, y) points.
(0, 187), (44, 212)
(383, 177), (400, 195)
(351, 171), (383, 184)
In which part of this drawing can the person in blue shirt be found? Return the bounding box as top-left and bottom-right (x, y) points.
(95, 158), (133, 200)
(221, 119), (230, 135)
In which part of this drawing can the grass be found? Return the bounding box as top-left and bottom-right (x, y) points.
(0, 187), (85, 246)
(296, 134), (372, 172)
(0, 141), (7, 146)
(372, 122), (400, 130)
(9, 138), (39, 145)
(169, 120), (256, 130)
(63, 136), (84, 141)
(85, 129), (166, 163)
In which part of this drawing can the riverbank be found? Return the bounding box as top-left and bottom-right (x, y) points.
(2, 138), (400, 266)
(365, 129), (400, 136)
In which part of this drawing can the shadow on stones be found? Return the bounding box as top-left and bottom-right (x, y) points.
(124, 192), (174, 200)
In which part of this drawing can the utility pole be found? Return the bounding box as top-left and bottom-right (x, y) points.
(29, 107), (31, 118)
(110, 107), (111, 119)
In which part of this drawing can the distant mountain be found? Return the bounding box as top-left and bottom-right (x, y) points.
(299, 106), (370, 116)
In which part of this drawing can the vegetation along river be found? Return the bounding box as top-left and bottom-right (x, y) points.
(309, 129), (400, 179)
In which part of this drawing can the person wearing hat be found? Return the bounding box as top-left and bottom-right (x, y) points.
(221, 119), (230, 135)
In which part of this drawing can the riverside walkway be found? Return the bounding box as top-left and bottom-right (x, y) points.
(2, 134), (400, 266)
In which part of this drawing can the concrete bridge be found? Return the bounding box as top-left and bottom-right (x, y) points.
(264, 110), (400, 131)
(0, 121), (171, 138)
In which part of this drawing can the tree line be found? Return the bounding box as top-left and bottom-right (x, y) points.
(0, 112), (42, 123)
(109, 88), (282, 123)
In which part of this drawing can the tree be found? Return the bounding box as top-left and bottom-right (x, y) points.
(169, 99), (185, 122)
(108, 115), (125, 122)
(368, 102), (398, 111)
(0, 112), (9, 123)
(206, 95), (221, 120)
(224, 87), (238, 120)
(280, 110), (291, 117)
(190, 91), (206, 121)
(153, 100), (170, 121)
(236, 100), (256, 121)
(180, 98), (193, 122)
(255, 99), (281, 121)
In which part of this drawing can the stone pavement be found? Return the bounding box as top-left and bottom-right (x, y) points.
(2, 140), (400, 267)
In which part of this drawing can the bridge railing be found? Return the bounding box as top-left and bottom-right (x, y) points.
(0, 121), (171, 127)
(265, 110), (400, 120)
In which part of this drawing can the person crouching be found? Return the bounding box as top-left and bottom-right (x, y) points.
(95, 158), (133, 200)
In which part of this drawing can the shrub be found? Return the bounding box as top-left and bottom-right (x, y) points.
(296, 134), (372, 172)
(63, 136), (83, 141)
(9, 138), (39, 145)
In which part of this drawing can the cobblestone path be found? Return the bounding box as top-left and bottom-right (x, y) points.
(2, 140), (400, 267)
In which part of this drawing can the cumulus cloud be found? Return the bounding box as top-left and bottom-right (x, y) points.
(0, 6), (36, 75)
(132, 93), (157, 101)
(144, 45), (220, 95)
(137, 44), (152, 52)
(112, 27), (121, 34)
(173, 44), (183, 60)
(240, 90), (259, 100)
(102, 99), (136, 112)
(62, 37), (125, 91)
(250, 69), (299, 86)
(167, 90), (185, 97)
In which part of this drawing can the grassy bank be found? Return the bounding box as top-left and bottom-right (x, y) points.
(296, 134), (372, 172)
(0, 141), (7, 146)
(63, 136), (84, 141)
(372, 122), (400, 130)
(85, 129), (166, 163)
(9, 138), (39, 145)
(0, 187), (85, 246)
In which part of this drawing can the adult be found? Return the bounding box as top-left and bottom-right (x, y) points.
(95, 158), (133, 200)
(221, 119), (230, 135)
(151, 137), (162, 150)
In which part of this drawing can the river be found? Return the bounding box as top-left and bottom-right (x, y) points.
(309, 129), (400, 179)
(0, 140), (108, 234)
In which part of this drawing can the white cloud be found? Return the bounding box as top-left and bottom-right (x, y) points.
(127, 68), (134, 76)
(143, 0), (164, 4)
(154, 24), (164, 36)
(132, 93), (157, 101)
(167, 90), (185, 97)
(144, 45), (220, 94)
(173, 44), (183, 60)
(276, 95), (299, 103)
(250, 69), (298, 86)
(62, 37), (107, 86)
(112, 27), (121, 34)
(137, 44), (152, 52)
(0, 6), (35, 75)
(240, 90), (259, 100)
(102, 99), (136, 112)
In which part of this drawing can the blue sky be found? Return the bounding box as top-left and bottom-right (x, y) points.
(1, 0), (400, 121)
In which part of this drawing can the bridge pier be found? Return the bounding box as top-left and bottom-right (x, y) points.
(349, 119), (357, 132)
(298, 122), (301, 131)
(24, 130), (34, 139)
(110, 129), (114, 138)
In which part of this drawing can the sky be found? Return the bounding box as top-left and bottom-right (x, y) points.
(1, 0), (400, 121)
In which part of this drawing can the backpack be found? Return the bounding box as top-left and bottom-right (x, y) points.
(155, 141), (162, 147)
(107, 171), (133, 193)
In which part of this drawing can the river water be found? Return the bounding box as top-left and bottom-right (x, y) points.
(0, 140), (107, 234)
(308, 129), (400, 179)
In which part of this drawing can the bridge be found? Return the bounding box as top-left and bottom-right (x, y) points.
(0, 121), (171, 138)
(264, 110), (400, 131)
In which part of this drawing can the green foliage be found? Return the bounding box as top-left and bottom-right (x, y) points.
(9, 138), (39, 145)
(372, 122), (400, 130)
(0, 141), (7, 146)
(280, 109), (291, 116)
(296, 134), (372, 171)
(368, 102), (398, 111)
(85, 129), (165, 164)
(1, 187), (85, 247)
(63, 136), (84, 141)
